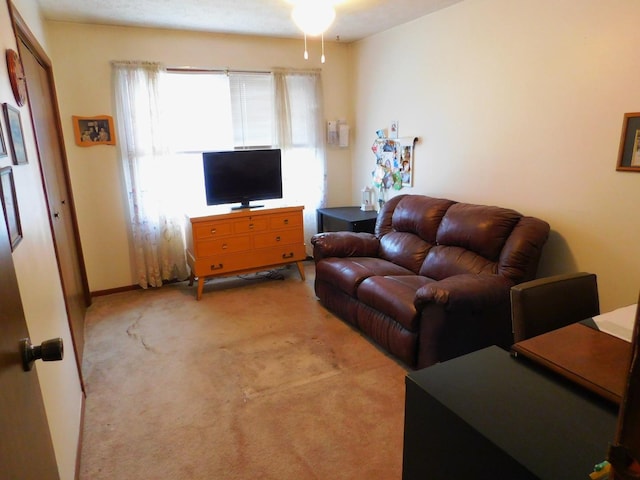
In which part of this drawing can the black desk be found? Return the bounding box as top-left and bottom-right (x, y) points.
(316, 207), (378, 234)
(403, 346), (617, 480)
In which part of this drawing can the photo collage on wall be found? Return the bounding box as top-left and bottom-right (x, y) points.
(371, 134), (417, 191)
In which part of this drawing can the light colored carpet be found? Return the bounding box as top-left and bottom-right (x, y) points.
(80, 261), (408, 479)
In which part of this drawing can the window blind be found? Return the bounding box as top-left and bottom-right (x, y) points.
(229, 73), (274, 148)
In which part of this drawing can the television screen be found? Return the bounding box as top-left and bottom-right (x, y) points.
(202, 149), (283, 209)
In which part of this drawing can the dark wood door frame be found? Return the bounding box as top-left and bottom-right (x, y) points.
(8, 2), (92, 387)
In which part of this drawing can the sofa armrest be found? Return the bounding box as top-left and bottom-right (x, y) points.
(415, 274), (513, 311)
(311, 231), (380, 261)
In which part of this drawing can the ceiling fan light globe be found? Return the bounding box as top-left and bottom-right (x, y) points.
(292, 2), (336, 36)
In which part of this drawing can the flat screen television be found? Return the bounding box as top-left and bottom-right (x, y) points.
(202, 148), (283, 210)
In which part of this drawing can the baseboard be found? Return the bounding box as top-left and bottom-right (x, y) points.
(91, 284), (141, 297)
(74, 392), (86, 480)
(91, 278), (191, 297)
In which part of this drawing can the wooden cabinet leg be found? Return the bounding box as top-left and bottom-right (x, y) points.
(197, 277), (204, 300)
(296, 261), (306, 281)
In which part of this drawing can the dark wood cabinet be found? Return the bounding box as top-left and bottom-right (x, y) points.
(316, 207), (378, 234)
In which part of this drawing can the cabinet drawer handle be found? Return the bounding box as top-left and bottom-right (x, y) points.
(249, 223), (254, 229)
(210, 228), (217, 235)
(222, 244), (228, 250)
(283, 219), (289, 225)
(282, 252), (294, 259)
(210, 263), (224, 270)
(275, 236), (281, 242)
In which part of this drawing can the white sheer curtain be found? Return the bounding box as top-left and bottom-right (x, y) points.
(112, 61), (189, 288)
(273, 69), (327, 255)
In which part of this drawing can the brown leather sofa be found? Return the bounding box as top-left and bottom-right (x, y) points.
(311, 194), (550, 369)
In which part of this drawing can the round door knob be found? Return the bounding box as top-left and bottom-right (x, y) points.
(20, 337), (64, 372)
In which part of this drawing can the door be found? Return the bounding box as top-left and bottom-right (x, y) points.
(0, 192), (60, 479)
(15, 17), (90, 374)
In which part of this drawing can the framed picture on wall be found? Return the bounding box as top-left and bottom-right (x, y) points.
(616, 112), (640, 172)
(72, 115), (116, 146)
(2, 103), (28, 165)
(0, 117), (6, 157)
(0, 166), (22, 251)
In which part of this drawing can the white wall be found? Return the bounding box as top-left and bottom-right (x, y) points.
(351, 0), (640, 312)
(46, 1), (640, 312)
(45, 22), (354, 292)
(2, 2), (83, 479)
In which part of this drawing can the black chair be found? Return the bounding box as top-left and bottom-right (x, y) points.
(510, 272), (600, 343)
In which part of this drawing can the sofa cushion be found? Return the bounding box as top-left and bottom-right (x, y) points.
(420, 203), (521, 280)
(498, 216), (553, 282)
(315, 257), (414, 297)
(357, 275), (434, 331)
(436, 203), (521, 259)
(378, 232), (432, 273)
(419, 245), (498, 279)
(381, 195), (455, 241)
(377, 195), (455, 272)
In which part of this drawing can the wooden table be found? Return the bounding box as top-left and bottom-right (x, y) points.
(511, 322), (632, 405)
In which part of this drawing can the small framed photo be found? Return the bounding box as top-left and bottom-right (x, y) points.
(616, 112), (640, 172)
(0, 166), (22, 251)
(72, 115), (116, 147)
(389, 120), (399, 139)
(2, 103), (28, 165)
(400, 143), (414, 187)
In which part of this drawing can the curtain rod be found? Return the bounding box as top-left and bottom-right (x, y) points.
(165, 66), (321, 75)
(111, 62), (321, 75)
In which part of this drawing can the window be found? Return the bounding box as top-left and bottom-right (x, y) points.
(162, 72), (233, 152)
(160, 71), (278, 212)
(162, 68), (325, 254)
(229, 73), (274, 148)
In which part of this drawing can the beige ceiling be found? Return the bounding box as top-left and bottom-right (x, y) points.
(36, 0), (463, 43)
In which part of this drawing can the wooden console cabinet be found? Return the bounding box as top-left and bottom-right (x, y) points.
(185, 206), (306, 299)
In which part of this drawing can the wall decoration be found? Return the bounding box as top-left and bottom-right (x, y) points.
(0, 166), (22, 251)
(371, 134), (418, 200)
(326, 119), (350, 147)
(616, 112), (640, 172)
(6, 49), (27, 107)
(0, 116), (6, 157)
(72, 115), (116, 146)
(2, 103), (28, 165)
(389, 120), (399, 139)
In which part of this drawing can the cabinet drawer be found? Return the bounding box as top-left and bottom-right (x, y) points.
(191, 254), (250, 277)
(196, 235), (251, 257)
(255, 244), (307, 265)
(192, 244), (306, 278)
(253, 229), (304, 249)
(233, 217), (268, 233)
(194, 221), (234, 240)
(269, 212), (302, 229)
(192, 248), (299, 277)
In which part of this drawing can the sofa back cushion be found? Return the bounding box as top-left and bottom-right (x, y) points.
(419, 203), (523, 280)
(377, 195), (455, 273)
(375, 195), (550, 283)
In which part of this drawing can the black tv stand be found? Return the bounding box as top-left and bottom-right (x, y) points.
(231, 202), (264, 210)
